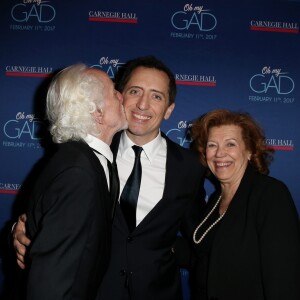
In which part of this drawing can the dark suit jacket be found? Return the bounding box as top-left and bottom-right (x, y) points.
(97, 132), (206, 300)
(26, 141), (113, 300)
(190, 165), (300, 300)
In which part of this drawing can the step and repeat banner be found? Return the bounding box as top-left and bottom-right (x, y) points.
(0, 0), (299, 298)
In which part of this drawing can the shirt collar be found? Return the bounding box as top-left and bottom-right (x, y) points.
(84, 134), (113, 163)
(119, 130), (164, 164)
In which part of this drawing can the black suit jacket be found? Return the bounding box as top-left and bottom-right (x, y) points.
(26, 141), (113, 300)
(97, 132), (206, 300)
(189, 165), (300, 300)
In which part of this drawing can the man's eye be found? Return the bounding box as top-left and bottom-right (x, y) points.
(129, 89), (138, 95)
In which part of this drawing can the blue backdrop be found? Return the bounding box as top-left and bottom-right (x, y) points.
(0, 0), (299, 298)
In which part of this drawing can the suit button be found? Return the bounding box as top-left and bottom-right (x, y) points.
(127, 236), (133, 242)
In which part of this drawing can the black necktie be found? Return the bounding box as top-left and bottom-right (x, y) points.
(91, 145), (119, 220)
(120, 145), (143, 232)
(107, 159), (119, 220)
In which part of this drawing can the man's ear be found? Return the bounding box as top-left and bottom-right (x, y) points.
(91, 109), (103, 124)
(164, 103), (175, 120)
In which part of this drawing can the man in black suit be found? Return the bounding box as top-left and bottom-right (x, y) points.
(22, 63), (127, 300)
(96, 56), (206, 300)
(13, 56), (206, 300)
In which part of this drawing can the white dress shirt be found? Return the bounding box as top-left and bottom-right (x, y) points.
(84, 134), (113, 190)
(117, 131), (167, 226)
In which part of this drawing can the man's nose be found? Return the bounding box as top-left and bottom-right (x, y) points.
(137, 94), (149, 110)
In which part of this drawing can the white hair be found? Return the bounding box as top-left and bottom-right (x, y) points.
(46, 64), (104, 143)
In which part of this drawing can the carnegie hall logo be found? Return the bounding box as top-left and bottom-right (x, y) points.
(90, 56), (126, 79)
(166, 120), (193, 148)
(0, 182), (21, 195)
(248, 66), (295, 104)
(10, 0), (56, 32)
(2, 112), (46, 149)
(170, 3), (218, 40)
(5, 65), (53, 77)
(250, 20), (299, 34)
(175, 73), (216, 86)
(88, 10), (138, 23)
(266, 138), (294, 151)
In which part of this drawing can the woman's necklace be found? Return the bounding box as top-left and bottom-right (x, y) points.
(193, 195), (227, 244)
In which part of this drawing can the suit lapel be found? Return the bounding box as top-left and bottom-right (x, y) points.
(162, 135), (183, 200)
(73, 141), (105, 175)
(73, 140), (114, 220)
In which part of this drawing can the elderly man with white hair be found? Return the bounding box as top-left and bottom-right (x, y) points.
(23, 63), (127, 300)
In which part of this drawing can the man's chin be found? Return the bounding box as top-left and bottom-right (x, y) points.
(126, 127), (144, 137)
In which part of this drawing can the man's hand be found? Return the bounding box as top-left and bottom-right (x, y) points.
(12, 213), (31, 269)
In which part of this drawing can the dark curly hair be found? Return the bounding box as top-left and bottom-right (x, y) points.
(191, 109), (274, 175)
(115, 55), (177, 105)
